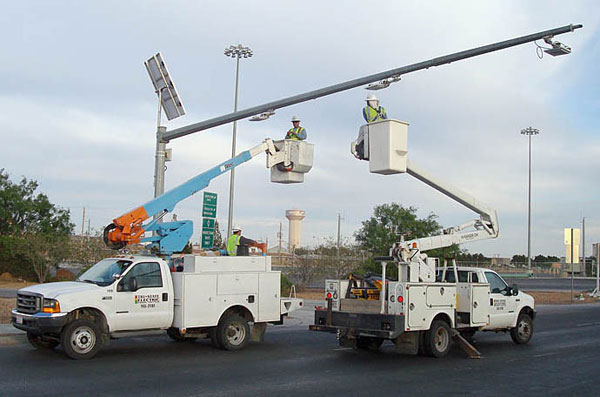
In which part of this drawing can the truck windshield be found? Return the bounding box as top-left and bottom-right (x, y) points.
(77, 259), (133, 286)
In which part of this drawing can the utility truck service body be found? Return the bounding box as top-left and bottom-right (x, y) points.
(12, 255), (302, 359)
(312, 267), (535, 357)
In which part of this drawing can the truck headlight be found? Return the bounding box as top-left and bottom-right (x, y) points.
(42, 298), (61, 313)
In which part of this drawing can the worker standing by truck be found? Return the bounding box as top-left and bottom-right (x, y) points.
(227, 225), (257, 256)
(362, 94), (387, 123)
(285, 116), (307, 140)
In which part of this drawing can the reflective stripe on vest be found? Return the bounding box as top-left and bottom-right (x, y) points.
(227, 234), (241, 256)
(286, 127), (304, 140)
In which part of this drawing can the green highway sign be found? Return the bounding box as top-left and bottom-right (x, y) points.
(201, 233), (214, 249)
(203, 192), (218, 206)
(202, 218), (215, 229)
(202, 204), (216, 218)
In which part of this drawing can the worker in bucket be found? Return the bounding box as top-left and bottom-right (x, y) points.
(285, 115), (307, 140)
(227, 225), (257, 256)
(362, 94), (387, 123)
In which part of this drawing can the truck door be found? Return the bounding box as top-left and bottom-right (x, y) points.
(484, 271), (513, 328)
(113, 261), (172, 331)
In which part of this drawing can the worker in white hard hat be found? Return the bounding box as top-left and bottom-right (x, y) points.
(362, 94), (387, 123)
(227, 225), (257, 256)
(285, 115), (307, 141)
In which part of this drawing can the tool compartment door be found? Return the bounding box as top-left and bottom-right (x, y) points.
(471, 284), (490, 326)
(407, 286), (426, 328)
(258, 272), (280, 322)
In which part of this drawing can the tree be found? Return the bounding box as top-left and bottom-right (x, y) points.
(0, 170), (74, 281)
(213, 220), (224, 248)
(0, 169), (73, 236)
(354, 203), (459, 276)
(511, 255), (527, 264)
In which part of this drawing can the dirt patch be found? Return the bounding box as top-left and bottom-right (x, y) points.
(0, 298), (16, 324)
(0, 280), (37, 289)
(528, 291), (599, 305)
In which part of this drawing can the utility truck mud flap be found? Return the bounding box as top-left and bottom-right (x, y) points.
(310, 308), (404, 339)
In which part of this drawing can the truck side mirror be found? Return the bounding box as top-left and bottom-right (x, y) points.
(511, 284), (519, 296)
(129, 277), (138, 292)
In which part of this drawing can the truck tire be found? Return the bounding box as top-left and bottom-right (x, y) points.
(27, 333), (59, 350)
(356, 336), (384, 350)
(424, 320), (452, 358)
(60, 319), (103, 360)
(510, 313), (533, 344)
(210, 327), (223, 349)
(216, 314), (250, 351)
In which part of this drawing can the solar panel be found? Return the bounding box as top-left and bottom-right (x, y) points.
(144, 53), (186, 121)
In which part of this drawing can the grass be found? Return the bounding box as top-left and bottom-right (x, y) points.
(0, 299), (15, 324)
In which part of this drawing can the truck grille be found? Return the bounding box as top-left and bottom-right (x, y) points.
(17, 293), (40, 314)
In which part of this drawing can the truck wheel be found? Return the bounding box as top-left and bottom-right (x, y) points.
(210, 327), (223, 349)
(510, 313), (533, 344)
(356, 336), (384, 350)
(216, 314), (250, 351)
(27, 333), (59, 350)
(424, 320), (452, 358)
(60, 319), (103, 360)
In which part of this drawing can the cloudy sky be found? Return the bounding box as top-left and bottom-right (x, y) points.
(2, 1), (598, 258)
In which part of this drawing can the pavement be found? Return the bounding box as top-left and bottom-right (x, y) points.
(1, 300), (600, 395)
(0, 323), (25, 346)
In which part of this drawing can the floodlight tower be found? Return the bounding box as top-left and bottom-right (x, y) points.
(224, 44), (253, 238)
(521, 126), (539, 273)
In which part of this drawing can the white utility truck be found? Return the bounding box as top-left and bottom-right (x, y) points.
(12, 138), (312, 359)
(12, 254), (302, 359)
(310, 120), (536, 358)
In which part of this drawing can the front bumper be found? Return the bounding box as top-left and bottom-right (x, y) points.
(11, 309), (68, 335)
(310, 309), (405, 339)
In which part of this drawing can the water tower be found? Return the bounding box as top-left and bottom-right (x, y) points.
(285, 209), (305, 251)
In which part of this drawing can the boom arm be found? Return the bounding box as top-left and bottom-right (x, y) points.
(103, 139), (277, 252)
(401, 159), (499, 253)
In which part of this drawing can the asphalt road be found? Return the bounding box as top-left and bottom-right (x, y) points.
(1, 301), (599, 396)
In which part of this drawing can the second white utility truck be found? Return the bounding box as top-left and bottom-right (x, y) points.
(310, 120), (535, 358)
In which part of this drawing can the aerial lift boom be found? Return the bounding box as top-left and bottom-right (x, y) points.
(103, 138), (312, 255)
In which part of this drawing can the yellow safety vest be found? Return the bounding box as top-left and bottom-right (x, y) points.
(227, 234), (241, 256)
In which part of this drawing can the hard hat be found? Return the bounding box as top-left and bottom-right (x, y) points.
(291, 115), (301, 122)
(366, 94), (379, 102)
(232, 225), (242, 232)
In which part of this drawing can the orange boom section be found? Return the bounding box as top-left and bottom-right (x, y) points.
(103, 206), (149, 250)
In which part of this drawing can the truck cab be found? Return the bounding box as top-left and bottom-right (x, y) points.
(12, 255), (302, 359)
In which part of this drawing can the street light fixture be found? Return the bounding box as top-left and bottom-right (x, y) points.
(224, 44), (253, 239)
(521, 126), (539, 274)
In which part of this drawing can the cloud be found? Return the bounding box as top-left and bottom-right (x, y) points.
(1, 1), (598, 258)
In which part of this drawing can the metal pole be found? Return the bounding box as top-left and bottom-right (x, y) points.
(381, 262), (387, 314)
(527, 133), (532, 273)
(227, 55), (241, 238)
(337, 213), (341, 259)
(582, 217), (585, 276)
(163, 24), (582, 142)
(154, 89), (167, 225)
(596, 243), (599, 297)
